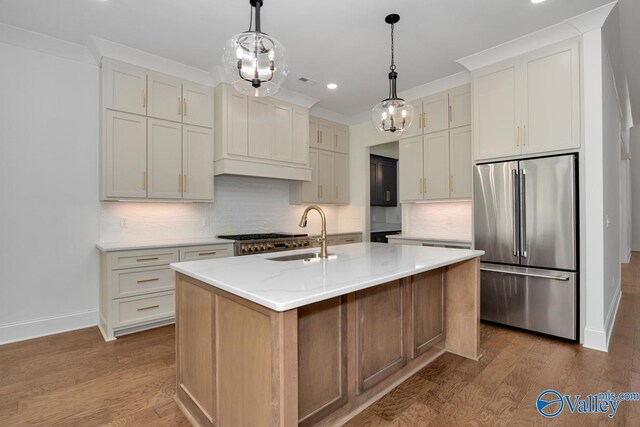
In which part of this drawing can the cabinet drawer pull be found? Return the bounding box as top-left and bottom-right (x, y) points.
(386, 190), (391, 201)
(183, 98), (187, 116)
(136, 257), (159, 262)
(137, 278), (160, 283)
(344, 239), (355, 243)
(137, 304), (160, 311)
(197, 251), (218, 256)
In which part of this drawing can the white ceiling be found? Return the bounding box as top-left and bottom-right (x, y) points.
(0, 0), (632, 117)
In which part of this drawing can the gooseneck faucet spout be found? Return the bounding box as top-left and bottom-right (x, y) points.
(299, 205), (328, 258)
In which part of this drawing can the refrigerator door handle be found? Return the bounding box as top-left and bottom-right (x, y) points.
(520, 169), (528, 258)
(512, 169), (519, 257)
(480, 266), (570, 281)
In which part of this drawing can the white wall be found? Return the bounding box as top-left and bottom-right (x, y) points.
(631, 126), (640, 250)
(0, 41), (100, 343)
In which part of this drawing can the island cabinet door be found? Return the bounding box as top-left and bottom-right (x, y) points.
(297, 297), (348, 426)
(411, 269), (445, 358)
(356, 280), (406, 392)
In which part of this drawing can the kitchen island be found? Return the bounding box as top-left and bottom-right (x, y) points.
(170, 242), (484, 427)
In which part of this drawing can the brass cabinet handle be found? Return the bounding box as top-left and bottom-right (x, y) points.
(386, 190), (391, 201)
(137, 278), (160, 283)
(142, 89), (146, 108)
(319, 130), (323, 144)
(197, 251), (217, 256)
(516, 126), (520, 147)
(142, 171), (147, 191)
(449, 176), (454, 193)
(137, 304), (159, 311)
(183, 98), (187, 116)
(523, 125), (526, 146)
(136, 257), (159, 262)
(317, 130), (320, 145)
(183, 174), (187, 192)
(449, 105), (453, 123)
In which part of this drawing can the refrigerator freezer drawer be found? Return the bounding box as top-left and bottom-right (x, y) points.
(480, 264), (576, 340)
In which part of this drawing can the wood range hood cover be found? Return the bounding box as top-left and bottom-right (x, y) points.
(214, 158), (312, 181)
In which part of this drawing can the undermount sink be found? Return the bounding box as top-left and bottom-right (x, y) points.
(267, 252), (336, 262)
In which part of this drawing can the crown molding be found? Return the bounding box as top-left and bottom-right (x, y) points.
(86, 35), (213, 86)
(0, 23), (95, 65)
(457, 1), (618, 71)
(271, 87), (319, 109)
(310, 106), (352, 125)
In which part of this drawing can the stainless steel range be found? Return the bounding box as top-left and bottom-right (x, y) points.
(217, 233), (313, 256)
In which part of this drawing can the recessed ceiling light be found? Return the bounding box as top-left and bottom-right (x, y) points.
(327, 83), (338, 90)
(531, 0), (546, 4)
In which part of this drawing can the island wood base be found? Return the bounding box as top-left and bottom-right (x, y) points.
(174, 257), (480, 427)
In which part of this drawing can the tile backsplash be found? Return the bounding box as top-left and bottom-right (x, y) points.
(402, 201), (472, 241)
(100, 175), (341, 242)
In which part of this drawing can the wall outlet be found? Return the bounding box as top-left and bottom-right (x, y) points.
(202, 217), (210, 227)
(120, 218), (128, 229)
(606, 215), (611, 228)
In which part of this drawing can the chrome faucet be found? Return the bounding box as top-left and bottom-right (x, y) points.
(299, 205), (328, 258)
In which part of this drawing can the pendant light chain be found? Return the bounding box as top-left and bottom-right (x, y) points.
(390, 23), (396, 72)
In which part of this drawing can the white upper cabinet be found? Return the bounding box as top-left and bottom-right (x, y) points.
(248, 98), (273, 159)
(333, 152), (349, 203)
(449, 126), (472, 199)
(104, 110), (147, 199)
(147, 118), (182, 199)
(423, 93), (449, 134)
(222, 88), (249, 156)
(299, 148), (320, 202)
(448, 85), (471, 129)
(399, 136), (424, 202)
(521, 42), (580, 155)
(473, 58), (521, 161)
(147, 72), (182, 123)
(334, 125), (349, 154)
(399, 99), (424, 139)
(318, 120), (335, 150)
(182, 125), (214, 201)
(292, 107), (309, 164)
(423, 130), (450, 200)
(317, 150), (334, 203)
(182, 82), (213, 128)
(309, 117), (320, 149)
(472, 39), (580, 161)
(272, 102), (294, 163)
(103, 60), (147, 116)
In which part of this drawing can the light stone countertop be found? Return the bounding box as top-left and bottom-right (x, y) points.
(171, 242), (483, 312)
(386, 235), (472, 244)
(95, 237), (235, 252)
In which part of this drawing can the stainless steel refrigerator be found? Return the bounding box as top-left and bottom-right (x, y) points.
(474, 154), (578, 340)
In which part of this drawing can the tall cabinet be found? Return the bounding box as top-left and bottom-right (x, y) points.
(101, 58), (214, 201)
(399, 85), (472, 202)
(472, 39), (580, 161)
(290, 117), (350, 205)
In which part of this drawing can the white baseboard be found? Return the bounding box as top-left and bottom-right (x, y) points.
(623, 251), (632, 263)
(582, 286), (622, 352)
(0, 309), (98, 345)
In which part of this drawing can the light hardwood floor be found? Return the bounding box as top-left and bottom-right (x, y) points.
(2, 255), (640, 426)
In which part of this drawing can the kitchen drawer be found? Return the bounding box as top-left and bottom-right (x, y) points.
(179, 244), (232, 261)
(338, 234), (362, 245)
(112, 266), (175, 299)
(112, 291), (175, 329)
(109, 248), (179, 270)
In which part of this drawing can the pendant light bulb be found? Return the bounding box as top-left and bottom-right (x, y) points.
(222, 0), (288, 97)
(371, 14), (414, 134)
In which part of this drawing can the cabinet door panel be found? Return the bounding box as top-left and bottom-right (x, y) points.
(272, 103), (293, 162)
(473, 59), (521, 160)
(104, 110), (147, 198)
(227, 91), (248, 156)
(318, 121), (334, 150)
(424, 130), (450, 200)
(182, 125), (213, 200)
(248, 98), (273, 159)
(309, 117), (319, 149)
(333, 152), (349, 204)
(182, 82), (213, 128)
(293, 108), (310, 164)
(449, 85), (471, 129)
(147, 72), (182, 122)
(147, 118), (182, 199)
(318, 150), (334, 203)
(522, 41), (580, 154)
(356, 280), (406, 391)
(449, 126), (472, 199)
(301, 149), (320, 203)
(412, 269), (444, 358)
(334, 125), (349, 154)
(423, 92), (449, 134)
(103, 60), (147, 115)
(381, 159), (398, 206)
(399, 136), (424, 202)
(398, 99), (423, 139)
(370, 161), (379, 206)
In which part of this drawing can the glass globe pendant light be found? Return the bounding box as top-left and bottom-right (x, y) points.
(371, 14), (414, 134)
(222, 0), (288, 97)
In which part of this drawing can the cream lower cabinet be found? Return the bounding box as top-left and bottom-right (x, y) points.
(290, 149), (349, 204)
(99, 243), (233, 341)
(399, 125), (471, 202)
(472, 39), (580, 161)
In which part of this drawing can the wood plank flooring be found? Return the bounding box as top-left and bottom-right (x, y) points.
(2, 255), (640, 426)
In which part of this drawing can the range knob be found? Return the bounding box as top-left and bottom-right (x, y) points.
(242, 246), (248, 253)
